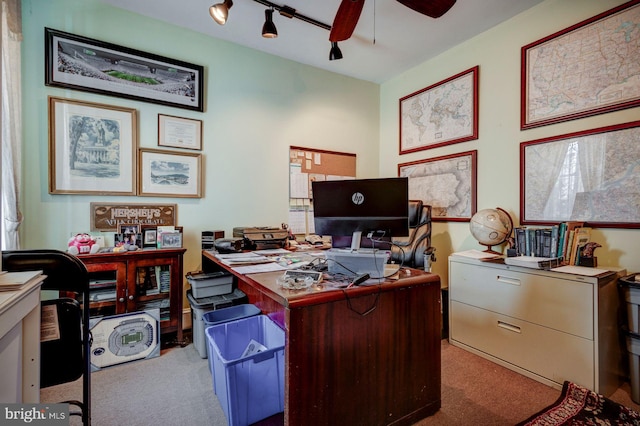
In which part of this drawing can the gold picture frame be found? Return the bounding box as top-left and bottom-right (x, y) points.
(48, 96), (137, 195)
(138, 148), (202, 198)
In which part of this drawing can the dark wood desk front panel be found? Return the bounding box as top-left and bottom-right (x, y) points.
(201, 250), (441, 426)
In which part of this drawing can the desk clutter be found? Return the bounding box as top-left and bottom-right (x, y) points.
(205, 246), (406, 292)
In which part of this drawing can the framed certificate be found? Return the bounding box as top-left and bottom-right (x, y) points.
(158, 114), (202, 150)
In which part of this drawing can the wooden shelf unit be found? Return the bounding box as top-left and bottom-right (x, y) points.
(75, 248), (186, 342)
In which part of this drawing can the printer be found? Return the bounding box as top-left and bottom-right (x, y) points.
(233, 226), (289, 250)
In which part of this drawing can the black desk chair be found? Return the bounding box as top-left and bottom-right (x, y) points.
(2, 249), (91, 425)
(390, 200), (436, 269)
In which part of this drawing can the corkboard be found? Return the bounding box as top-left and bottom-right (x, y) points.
(288, 146), (356, 235)
(289, 146), (356, 199)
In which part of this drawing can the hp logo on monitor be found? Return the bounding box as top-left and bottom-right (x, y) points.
(352, 192), (365, 205)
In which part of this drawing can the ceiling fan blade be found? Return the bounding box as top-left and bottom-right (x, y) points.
(329, 0), (366, 42)
(396, 0), (456, 18)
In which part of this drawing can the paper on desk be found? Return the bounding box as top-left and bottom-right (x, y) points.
(254, 248), (291, 255)
(550, 265), (610, 276)
(232, 263), (286, 274)
(215, 252), (261, 259)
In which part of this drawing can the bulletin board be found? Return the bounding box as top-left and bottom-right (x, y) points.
(288, 146), (356, 235)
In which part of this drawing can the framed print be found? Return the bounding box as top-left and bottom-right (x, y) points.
(399, 66), (479, 154)
(138, 149), (202, 198)
(521, 1), (640, 129)
(398, 150), (477, 221)
(520, 120), (640, 228)
(49, 96), (137, 195)
(45, 28), (204, 112)
(158, 114), (202, 150)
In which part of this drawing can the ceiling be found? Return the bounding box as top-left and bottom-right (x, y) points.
(100, 0), (544, 84)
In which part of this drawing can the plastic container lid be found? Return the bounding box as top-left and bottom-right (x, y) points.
(203, 304), (261, 327)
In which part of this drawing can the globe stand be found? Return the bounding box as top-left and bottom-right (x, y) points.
(480, 245), (503, 255)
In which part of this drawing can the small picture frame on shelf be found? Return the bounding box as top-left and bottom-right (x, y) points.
(141, 225), (158, 248)
(115, 232), (142, 248)
(118, 224), (140, 235)
(158, 231), (182, 249)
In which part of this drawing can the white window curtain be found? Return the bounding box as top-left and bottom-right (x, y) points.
(1, 0), (22, 250)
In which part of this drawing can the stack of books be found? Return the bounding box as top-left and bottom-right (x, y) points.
(513, 221), (593, 265)
(0, 270), (44, 291)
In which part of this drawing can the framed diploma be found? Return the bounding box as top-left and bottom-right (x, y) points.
(158, 114), (202, 150)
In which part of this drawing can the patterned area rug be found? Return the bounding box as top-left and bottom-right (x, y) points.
(517, 381), (640, 425)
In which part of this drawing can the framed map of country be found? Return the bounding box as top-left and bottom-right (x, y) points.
(520, 120), (640, 228)
(521, 1), (640, 129)
(399, 66), (479, 154)
(398, 150), (477, 222)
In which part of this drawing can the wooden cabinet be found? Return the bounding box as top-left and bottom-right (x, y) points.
(75, 249), (186, 342)
(448, 255), (625, 396)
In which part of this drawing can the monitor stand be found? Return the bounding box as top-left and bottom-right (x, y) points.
(348, 231), (379, 254)
(350, 231), (362, 251)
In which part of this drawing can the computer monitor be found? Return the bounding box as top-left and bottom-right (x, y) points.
(312, 177), (409, 250)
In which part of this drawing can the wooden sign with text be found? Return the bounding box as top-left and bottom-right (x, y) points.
(91, 203), (177, 232)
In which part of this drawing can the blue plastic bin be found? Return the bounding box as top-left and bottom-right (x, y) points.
(206, 315), (285, 426)
(203, 304), (261, 362)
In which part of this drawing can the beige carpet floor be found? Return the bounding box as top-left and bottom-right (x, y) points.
(41, 339), (640, 425)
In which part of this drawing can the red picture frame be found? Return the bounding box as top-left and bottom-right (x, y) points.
(521, 0), (640, 129)
(520, 120), (640, 228)
(398, 150), (477, 222)
(399, 67), (479, 154)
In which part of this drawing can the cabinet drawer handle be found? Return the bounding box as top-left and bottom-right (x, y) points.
(497, 321), (521, 333)
(497, 275), (521, 286)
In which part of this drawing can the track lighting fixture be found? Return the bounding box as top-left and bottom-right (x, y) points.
(262, 8), (278, 38)
(329, 42), (343, 61)
(209, 0), (233, 25)
(210, 0), (345, 60)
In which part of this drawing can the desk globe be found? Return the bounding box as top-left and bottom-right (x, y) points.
(469, 208), (513, 254)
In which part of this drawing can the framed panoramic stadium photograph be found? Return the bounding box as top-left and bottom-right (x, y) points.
(45, 28), (204, 112)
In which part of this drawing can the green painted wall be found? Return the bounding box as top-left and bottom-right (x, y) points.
(20, 0), (379, 276)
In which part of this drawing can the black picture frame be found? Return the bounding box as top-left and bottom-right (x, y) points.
(45, 28), (204, 112)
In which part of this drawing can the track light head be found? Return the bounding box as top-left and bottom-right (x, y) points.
(262, 9), (278, 38)
(210, 0), (233, 25)
(329, 42), (343, 61)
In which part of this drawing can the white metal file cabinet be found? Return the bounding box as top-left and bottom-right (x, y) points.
(448, 255), (625, 395)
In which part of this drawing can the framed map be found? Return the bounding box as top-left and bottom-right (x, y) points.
(398, 150), (477, 221)
(399, 66), (479, 154)
(520, 120), (640, 228)
(521, 1), (640, 129)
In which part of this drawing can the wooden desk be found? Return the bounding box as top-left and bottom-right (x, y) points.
(202, 250), (442, 426)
